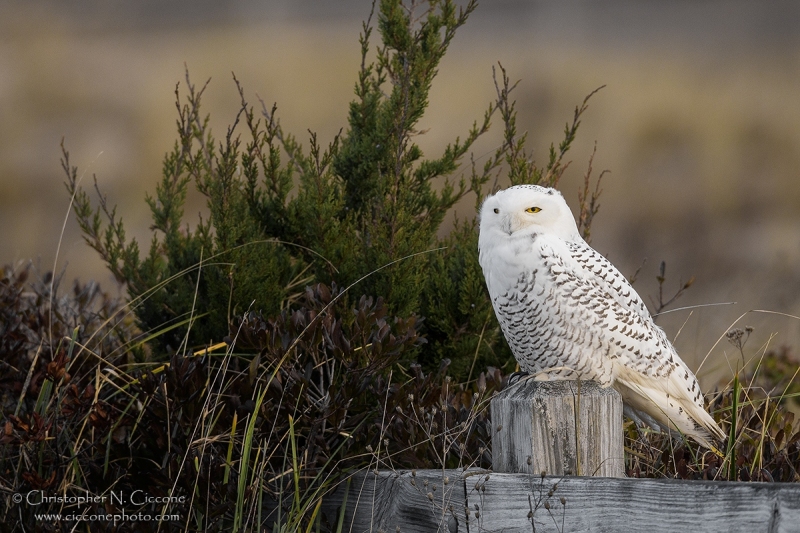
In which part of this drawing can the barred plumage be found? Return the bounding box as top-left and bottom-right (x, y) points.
(478, 184), (724, 449)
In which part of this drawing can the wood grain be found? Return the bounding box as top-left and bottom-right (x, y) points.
(473, 472), (800, 533)
(318, 469), (468, 533)
(315, 470), (800, 533)
(491, 380), (625, 478)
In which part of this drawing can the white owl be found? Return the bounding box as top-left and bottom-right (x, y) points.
(478, 184), (724, 449)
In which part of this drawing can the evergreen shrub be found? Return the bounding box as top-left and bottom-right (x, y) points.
(63, 0), (601, 380)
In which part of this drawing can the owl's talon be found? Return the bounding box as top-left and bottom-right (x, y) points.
(506, 371), (530, 385)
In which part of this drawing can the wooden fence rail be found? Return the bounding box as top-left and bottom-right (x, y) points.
(317, 469), (800, 533)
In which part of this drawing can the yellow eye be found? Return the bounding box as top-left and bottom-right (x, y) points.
(525, 207), (542, 214)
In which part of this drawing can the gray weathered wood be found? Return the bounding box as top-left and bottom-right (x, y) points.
(472, 472), (800, 533)
(491, 379), (624, 477)
(314, 470), (800, 533)
(318, 469), (467, 533)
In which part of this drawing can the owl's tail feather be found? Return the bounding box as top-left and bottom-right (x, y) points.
(615, 368), (725, 452)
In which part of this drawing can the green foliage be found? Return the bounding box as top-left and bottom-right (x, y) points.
(63, 0), (601, 380)
(421, 217), (511, 380)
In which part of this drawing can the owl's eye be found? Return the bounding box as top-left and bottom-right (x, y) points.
(525, 207), (542, 214)
(493, 208), (499, 214)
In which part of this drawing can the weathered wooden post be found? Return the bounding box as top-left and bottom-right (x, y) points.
(491, 379), (624, 477)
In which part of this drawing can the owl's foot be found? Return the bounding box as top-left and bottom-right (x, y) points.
(506, 371), (530, 386)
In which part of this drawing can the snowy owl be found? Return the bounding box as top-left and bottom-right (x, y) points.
(478, 184), (724, 449)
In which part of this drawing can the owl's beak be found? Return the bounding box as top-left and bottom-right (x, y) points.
(501, 216), (513, 235)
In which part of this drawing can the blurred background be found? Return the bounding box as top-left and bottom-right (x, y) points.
(2, 0), (800, 387)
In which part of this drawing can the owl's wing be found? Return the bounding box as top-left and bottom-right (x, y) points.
(538, 236), (676, 379)
(549, 237), (724, 444)
(562, 239), (651, 321)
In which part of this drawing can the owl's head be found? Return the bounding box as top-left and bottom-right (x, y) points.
(479, 185), (580, 242)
